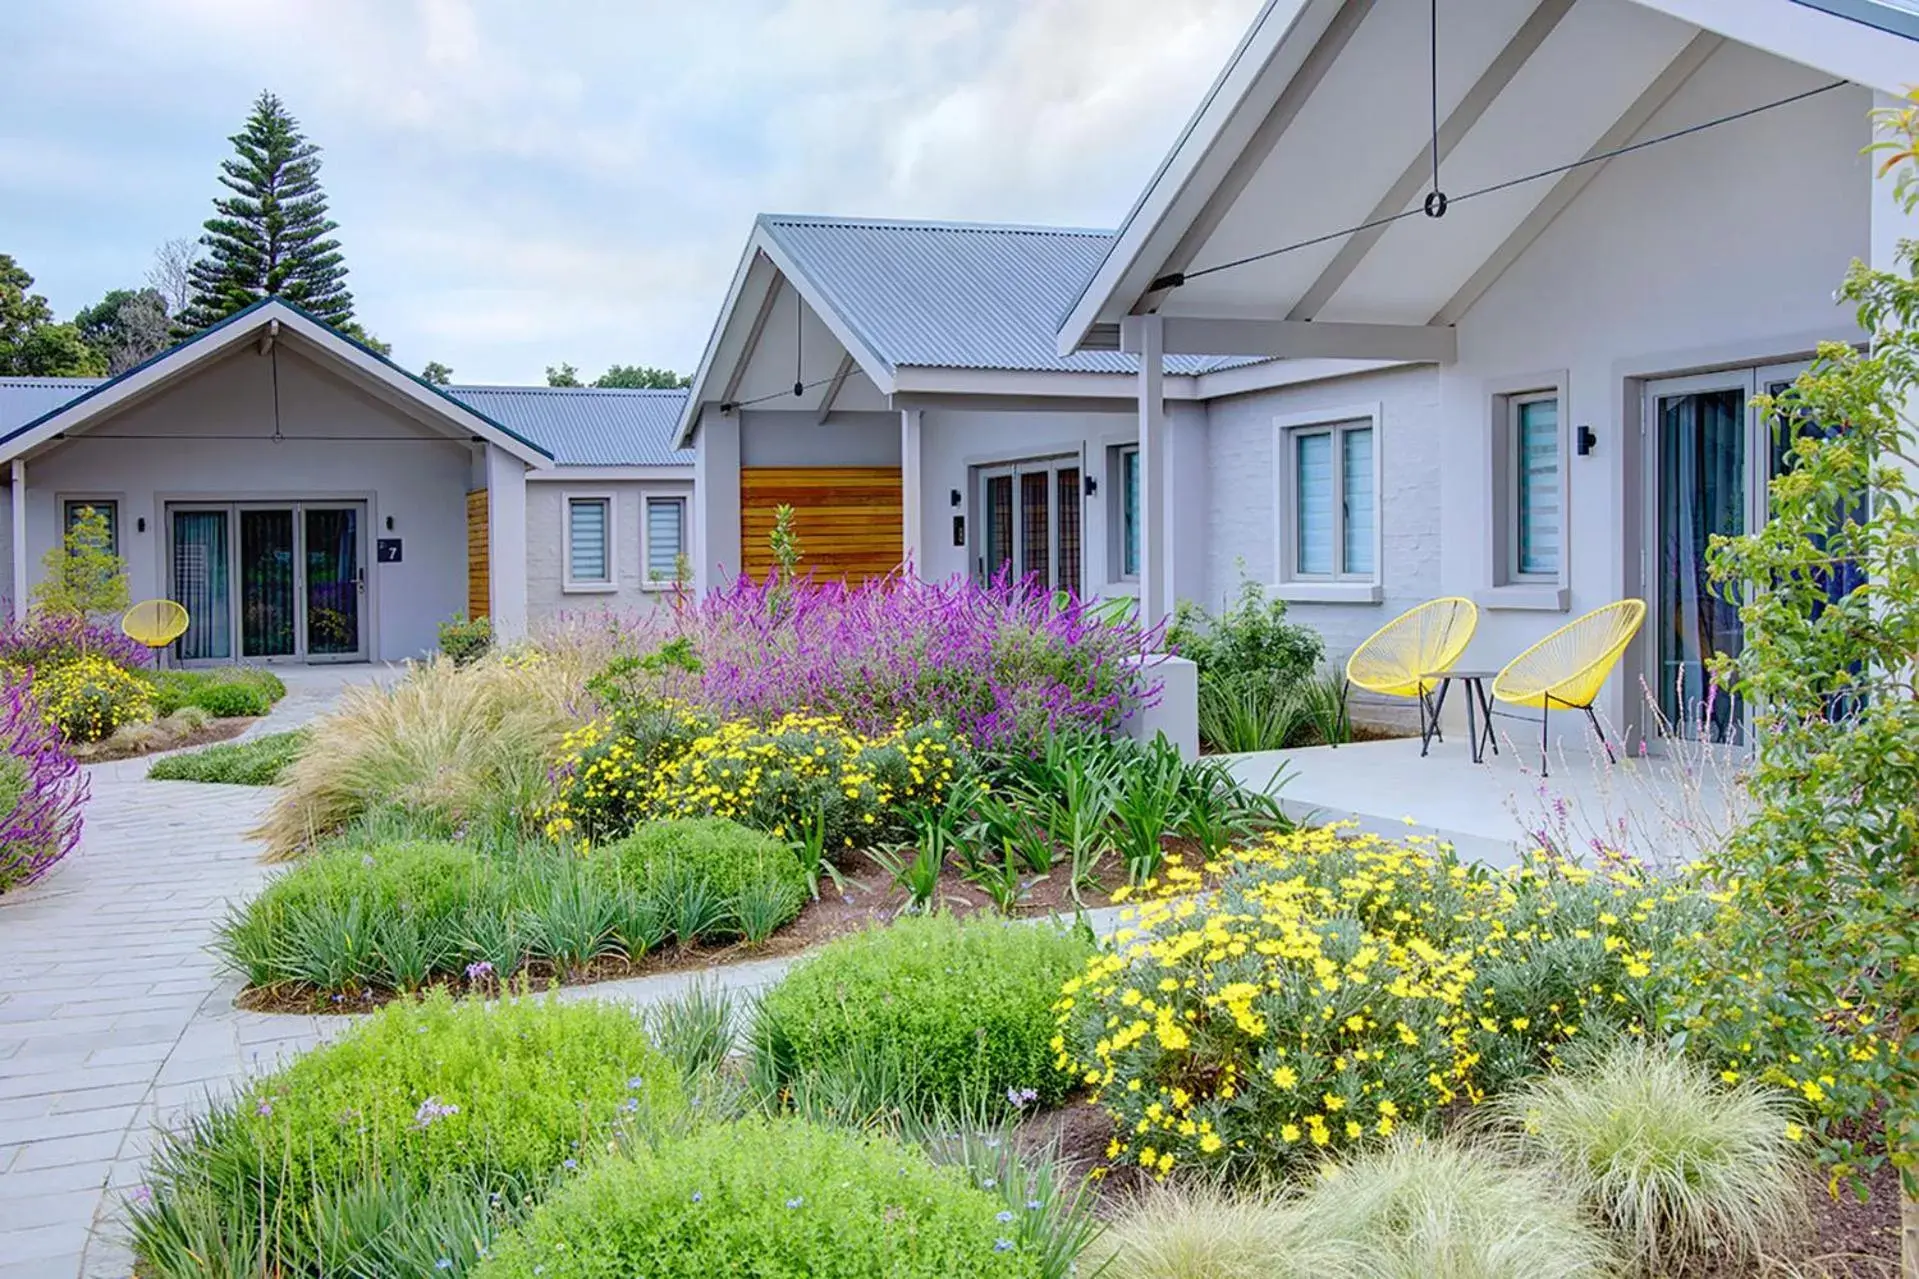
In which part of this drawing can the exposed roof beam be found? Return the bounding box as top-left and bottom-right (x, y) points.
(1431, 30), (1724, 326)
(719, 266), (783, 409)
(1122, 315), (1456, 363)
(1289, 0), (1576, 322)
(1140, 0), (1376, 313)
(814, 352), (855, 423)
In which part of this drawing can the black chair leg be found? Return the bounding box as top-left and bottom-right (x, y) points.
(1583, 704), (1616, 763)
(1539, 701), (1551, 778)
(1335, 680), (1349, 749)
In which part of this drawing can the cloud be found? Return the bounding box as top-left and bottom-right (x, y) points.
(0, 0), (1262, 381)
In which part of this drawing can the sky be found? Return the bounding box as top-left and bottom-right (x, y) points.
(0, 0), (1262, 384)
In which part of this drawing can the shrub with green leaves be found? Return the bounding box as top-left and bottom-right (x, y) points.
(192, 680), (272, 717)
(34, 654), (153, 742)
(439, 613), (493, 665)
(1169, 577), (1324, 694)
(600, 817), (806, 907)
(1489, 1042), (1807, 1275)
(149, 730), (308, 785)
(142, 667), (286, 717)
(475, 1118), (1044, 1279)
(129, 991), (683, 1278)
(751, 914), (1093, 1116)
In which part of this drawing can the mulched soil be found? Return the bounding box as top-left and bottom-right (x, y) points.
(236, 855), (1129, 1016)
(71, 715), (255, 762)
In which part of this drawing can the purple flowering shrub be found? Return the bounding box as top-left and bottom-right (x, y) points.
(0, 613), (153, 672)
(616, 574), (1161, 751)
(0, 678), (88, 891)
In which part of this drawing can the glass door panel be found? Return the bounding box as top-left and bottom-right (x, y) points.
(1018, 470), (1051, 586)
(981, 471), (1014, 585)
(239, 509), (296, 658)
(1653, 381), (1747, 739)
(1055, 466), (1082, 599)
(303, 506), (364, 660)
(171, 510), (232, 661)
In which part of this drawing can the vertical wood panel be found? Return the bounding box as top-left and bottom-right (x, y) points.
(466, 489), (490, 620)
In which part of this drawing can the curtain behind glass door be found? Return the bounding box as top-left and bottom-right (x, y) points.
(172, 511), (232, 661)
(1657, 388), (1746, 738)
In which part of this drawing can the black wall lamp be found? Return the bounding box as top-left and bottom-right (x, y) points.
(136, 517), (146, 534)
(385, 515), (396, 531)
(949, 488), (962, 507)
(1083, 474), (1098, 497)
(1576, 424), (1597, 456)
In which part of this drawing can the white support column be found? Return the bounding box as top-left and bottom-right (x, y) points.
(1132, 315), (1169, 626)
(484, 443), (528, 643)
(900, 409), (923, 576)
(1872, 93), (1919, 497)
(10, 459), (26, 624)
(694, 406), (742, 593)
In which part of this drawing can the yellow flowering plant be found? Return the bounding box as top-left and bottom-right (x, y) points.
(32, 654), (154, 744)
(545, 708), (962, 853)
(1053, 826), (1709, 1177)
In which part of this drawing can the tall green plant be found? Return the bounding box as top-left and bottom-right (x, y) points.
(31, 505), (128, 621)
(1696, 97), (1919, 1263)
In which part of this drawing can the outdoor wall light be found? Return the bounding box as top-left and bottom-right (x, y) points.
(1083, 474), (1098, 497)
(1576, 424), (1597, 456)
(385, 515), (395, 531)
(949, 488), (962, 507)
(136, 517), (147, 534)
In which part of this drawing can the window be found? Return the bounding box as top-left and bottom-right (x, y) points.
(64, 499), (119, 556)
(1117, 445), (1140, 579)
(975, 455), (1081, 595)
(565, 495), (613, 589)
(1283, 418), (1376, 581)
(643, 495), (686, 586)
(1511, 394), (1560, 578)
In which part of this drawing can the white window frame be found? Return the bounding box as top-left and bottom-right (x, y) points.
(562, 492), (617, 592)
(1508, 391), (1563, 582)
(639, 492), (687, 589)
(61, 495), (123, 557)
(1271, 405), (1383, 604)
(1480, 370), (1571, 611)
(1111, 443), (1140, 583)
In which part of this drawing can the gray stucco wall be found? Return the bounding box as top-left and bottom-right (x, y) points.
(525, 477), (696, 626)
(1202, 363), (1442, 668)
(21, 347), (476, 662)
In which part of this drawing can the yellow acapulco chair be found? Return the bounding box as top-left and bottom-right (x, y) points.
(1490, 599), (1646, 775)
(122, 599), (191, 656)
(1342, 597), (1478, 754)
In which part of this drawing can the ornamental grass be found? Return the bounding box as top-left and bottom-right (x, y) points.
(254, 655), (578, 859)
(1055, 825), (1711, 1179)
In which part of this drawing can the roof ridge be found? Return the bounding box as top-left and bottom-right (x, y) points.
(449, 384), (688, 396)
(759, 212), (1115, 238)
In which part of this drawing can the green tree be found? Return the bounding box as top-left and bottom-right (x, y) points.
(1, 253), (106, 376)
(179, 91), (353, 332)
(32, 506), (128, 621)
(595, 363), (689, 389)
(420, 360), (453, 386)
(337, 320), (390, 357)
(1695, 97), (1919, 1268)
(74, 287), (171, 373)
(545, 362), (582, 387)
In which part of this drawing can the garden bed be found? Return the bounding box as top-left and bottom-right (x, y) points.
(71, 713), (255, 762)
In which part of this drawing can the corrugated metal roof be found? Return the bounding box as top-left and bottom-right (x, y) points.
(758, 214), (1260, 375)
(0, 377), (107, 434)
(0, 377), (691, 469)
(1791, 0), (1919, 38)
(445, 385), (692, 467)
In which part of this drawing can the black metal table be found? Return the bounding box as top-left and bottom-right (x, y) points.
(1419, 667), (1499, 764)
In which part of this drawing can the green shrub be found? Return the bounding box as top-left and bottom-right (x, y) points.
(148, 730), (307, 785)
(34, 654), (153, 742)
(1169, 578), (1323, 693)
(600, 817), (807, 928)
(192, 680), (271, 718)
(1489, 1041), (1807, 1274)
(1058, 826), (1709, 1177)
(475, 1118), (1044, 1279)
(751, 914), (1093, 1116)
(439, 613), (494, 665)
(129, 991), (683, 1278)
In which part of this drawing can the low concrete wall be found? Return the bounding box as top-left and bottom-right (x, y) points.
(1120, 653), (1198, 761)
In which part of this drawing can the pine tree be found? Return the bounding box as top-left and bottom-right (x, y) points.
(179, 91), (353, 332)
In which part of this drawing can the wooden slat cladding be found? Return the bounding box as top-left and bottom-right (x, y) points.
(740, 467), (903, 583)
(466, 489), (490, 621)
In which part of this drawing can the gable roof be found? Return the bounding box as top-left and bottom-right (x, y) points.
(757, 215), (1256, 376)
(0, 375), (692, 470)
(1055, 0), (1919, 356)
(0, 297), (553, 466)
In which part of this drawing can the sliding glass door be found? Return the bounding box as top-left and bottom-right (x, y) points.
(169, 502), (366, 664)
(976, 456), (1082, 597)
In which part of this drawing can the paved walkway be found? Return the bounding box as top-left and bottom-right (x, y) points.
(0, 666), (1123, 1278)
